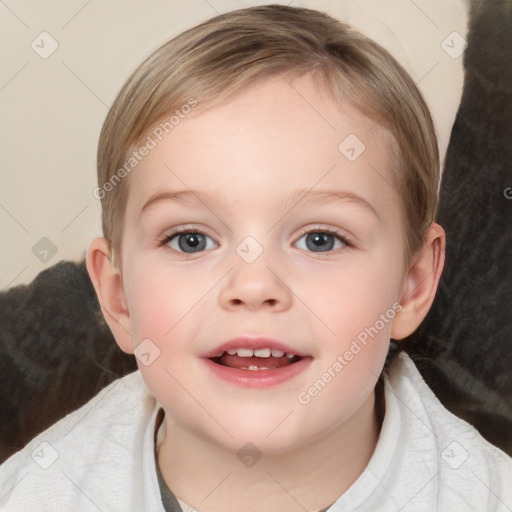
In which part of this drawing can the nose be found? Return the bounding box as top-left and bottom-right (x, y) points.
(218, 253), (293, 312)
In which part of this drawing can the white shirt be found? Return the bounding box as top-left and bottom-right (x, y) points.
(1, 353), (511, 511)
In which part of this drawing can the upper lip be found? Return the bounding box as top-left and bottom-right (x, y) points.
(201, 336), (309, 359)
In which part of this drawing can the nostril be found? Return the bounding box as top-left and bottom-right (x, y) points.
(229, 298), (278, 306)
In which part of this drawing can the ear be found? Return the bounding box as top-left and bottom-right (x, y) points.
(391, 223), (446, 339)
(86, 237), (134, 354)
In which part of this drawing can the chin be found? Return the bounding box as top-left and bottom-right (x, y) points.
(204, 412), (317, 456)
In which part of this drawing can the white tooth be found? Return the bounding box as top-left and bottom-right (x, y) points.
(286, 353), (295, 359)
(254, 348), (271, 358)
(248, 365), (259, 371)
(237, 348), (254, 357)
(271, 349), (284, 357)
(227, 349), (237, 355)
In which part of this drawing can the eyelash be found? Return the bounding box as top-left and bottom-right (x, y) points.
(157, 225), (353, 256)
(157, 227), (214, 247)
(295, 226), (352, 250)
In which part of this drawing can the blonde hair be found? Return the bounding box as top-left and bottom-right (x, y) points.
(97, 4), (439, 271)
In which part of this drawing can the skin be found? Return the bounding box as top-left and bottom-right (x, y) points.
(87, 73), (445, 512)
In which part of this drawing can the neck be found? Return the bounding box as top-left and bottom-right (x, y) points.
(158, 392), (380, 512)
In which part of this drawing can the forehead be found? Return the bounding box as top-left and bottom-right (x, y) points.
(123, 74), (398, 222)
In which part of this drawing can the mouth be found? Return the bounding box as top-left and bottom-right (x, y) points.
(209, 348), (302, 371)
(202, 338), (312, 388)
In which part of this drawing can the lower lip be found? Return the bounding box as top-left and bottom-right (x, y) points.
(202, 357), (312, 388)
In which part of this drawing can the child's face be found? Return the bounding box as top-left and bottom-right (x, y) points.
(118, 74), (408, 453)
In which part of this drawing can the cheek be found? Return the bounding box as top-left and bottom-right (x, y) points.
(295, 278), (394, 433)
(126, 259), (207, 342)
(124, 263), (208, 423)
(300, 255), (402, 338)
(296, 256), (399, 400)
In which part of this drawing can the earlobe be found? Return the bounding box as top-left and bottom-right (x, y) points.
(86, 238), (134, 354)
(391, 223), (446, 340)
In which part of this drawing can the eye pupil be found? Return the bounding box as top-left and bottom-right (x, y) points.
(179, 233), (206, 253)
(306, 232), (334, 252)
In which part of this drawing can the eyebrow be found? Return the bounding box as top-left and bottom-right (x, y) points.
(287, 188), (379, 219)
(139, 188), (379, 219)
(139, 189), (220, 218)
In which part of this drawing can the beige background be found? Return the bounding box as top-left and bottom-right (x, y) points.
(0, 0), (468, 287)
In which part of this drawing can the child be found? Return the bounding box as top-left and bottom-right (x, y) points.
(1, 5), (510, 511)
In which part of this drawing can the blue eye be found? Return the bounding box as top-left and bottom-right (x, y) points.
(163, 231), (217, 254)
(295, 230), (348, 253)
(159, 228), (349, 255)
